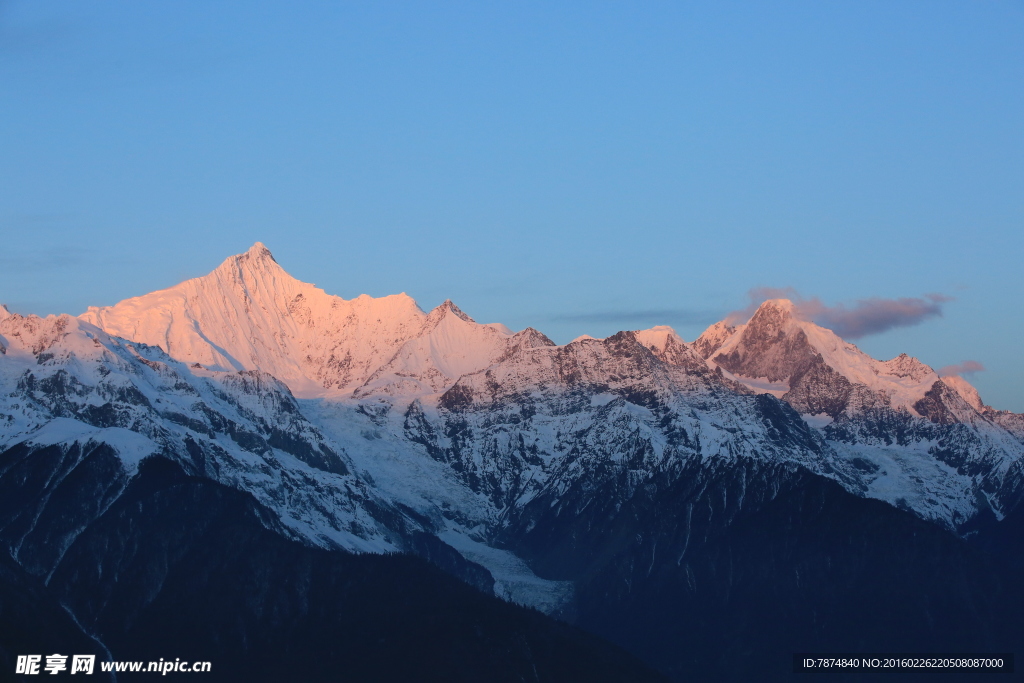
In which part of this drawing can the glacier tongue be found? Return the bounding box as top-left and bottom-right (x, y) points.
(438, 530), (574, 613)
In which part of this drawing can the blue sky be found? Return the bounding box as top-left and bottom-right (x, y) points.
(1, 1), (1022, 410)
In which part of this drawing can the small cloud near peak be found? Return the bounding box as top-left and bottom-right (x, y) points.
(938, 360), (985, 377)
(727, 288), (953, 339)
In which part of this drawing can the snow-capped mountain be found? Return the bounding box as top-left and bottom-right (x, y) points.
(5, 244), (1023, 553)
(3, 243), (1023, 682)
(695, 298), (1024, 523)
(699, 298), (949, 414)
(79, 243), (514, 399)
(0, 310), (413, 556)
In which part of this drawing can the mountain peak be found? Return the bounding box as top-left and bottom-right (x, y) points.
(78, 245), (433, 396)
(431, 300), (475, 324)
(512, 327), (556, 348)
(693, 320), (737, 359)
(230, 241), (280, 271)
(735, 299), (803, 350)
(633, 326), (682, 352)
(200, 242), (288, 287)
(710, 300), (949, 416)
(245, 242), (276, 261)
(760, 298), (796, 310)
(879, 353), (934, 382)
(751, 298), (798, 321)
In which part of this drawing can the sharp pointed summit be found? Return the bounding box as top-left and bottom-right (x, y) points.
(247, 241), (274, 258)
(78, 245), (517, 398)
(427, 299), (475, 325)
(79, 244), (429, 394)
(213, 241), (281, 276)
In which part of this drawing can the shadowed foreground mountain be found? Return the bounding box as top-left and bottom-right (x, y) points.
(2, 244), (1023, 682)
(564, 465), (1022, 681)
(2, 454), (664, 683)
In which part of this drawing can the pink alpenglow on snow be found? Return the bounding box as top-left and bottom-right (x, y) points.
(78, 243), (515, 399)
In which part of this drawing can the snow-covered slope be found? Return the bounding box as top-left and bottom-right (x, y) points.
(0, 310), (407, 555)
(355, 301), (512, 398)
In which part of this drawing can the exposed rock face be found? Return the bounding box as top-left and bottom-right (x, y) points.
(781, 356), (855, 418)
(692, 320), (736, 359)
(704, 299), (942, 416)
(712, 300), (819, 382)
(915, 379), (973, 426)
(633, 325), (709, 373)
